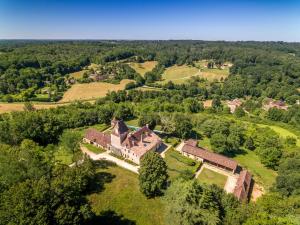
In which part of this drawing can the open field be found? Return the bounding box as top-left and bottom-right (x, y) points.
(159, 65), (200, 84)
(60, 79), (132, 102)
(256, 123), (300, 146)
(88, 165), (165, 225)
(128, 61), (157, 76)
(69, 69), (89, 79)
(194, 60), (230, 81)
(0, 102), (61, 114)
(197, 167), (228, 188)
(164, 149), (200, 181)
(234, 149), (277, 190)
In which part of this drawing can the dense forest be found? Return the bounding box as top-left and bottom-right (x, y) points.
(0, 40), (300, 225)
(0, 40), (299, 102)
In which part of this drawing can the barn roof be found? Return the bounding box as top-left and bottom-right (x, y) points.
(85, 128), (111, 147)
(182, 144), (238, 171)
(234, 170), (252, 201)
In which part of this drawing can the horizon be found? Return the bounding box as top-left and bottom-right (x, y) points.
(1, 0), (300, 41)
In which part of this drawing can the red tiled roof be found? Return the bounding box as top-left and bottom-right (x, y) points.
(234, 170), (252, 201)
(184, 139), (198, 147)
(182, 144), (238, 171)
(84, 128), (111, 147)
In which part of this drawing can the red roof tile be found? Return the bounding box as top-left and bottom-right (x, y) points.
(234, 170), (252, 201)
(84, 128), (111, 147)
(182, 144), (238, 171)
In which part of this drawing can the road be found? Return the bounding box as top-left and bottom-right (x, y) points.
(80, 145), (139, 174)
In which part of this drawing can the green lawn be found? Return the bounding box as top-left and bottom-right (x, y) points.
(159, 64), (200, 84)
(87, 165), (165, 225)
(197, 167), (227, 188)
(256, 123), (300, 146)
(125, 118), (139, 127)
(164, 149), (200, 181)
(53, 147), (73, 165)
(234, 149), (277, 190)
(83, 143), (106, 154)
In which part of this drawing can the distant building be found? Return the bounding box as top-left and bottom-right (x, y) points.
(226, 99), (242, 113)
(263, 98), (288, 111)
(83, 119), (162, 164)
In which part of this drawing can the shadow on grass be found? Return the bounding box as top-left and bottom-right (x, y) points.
(88, 160), (117, 193)
(89, 210), (136, 225)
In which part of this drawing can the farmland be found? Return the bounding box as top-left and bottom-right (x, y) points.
(60, 79), (132, 102)
(128, 61), (157, 76)
(0, 102), (61, 114)
(159, 64), (200, 84)
(194, 60), (230, 81)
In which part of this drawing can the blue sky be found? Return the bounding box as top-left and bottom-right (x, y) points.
(0, 0), (300, 41)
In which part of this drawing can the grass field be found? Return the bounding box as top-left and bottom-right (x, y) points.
(60, 79), (132, 102)
(256, 123), (300, 146)
(69, 69), (89, 79)
(0, 102), (60, 114)
(159, 65), (200, 84)
(197, 167), (228, 188)
(234, 149), (277, 190)
(128, 61), (157, 76)
(88, 165), (165, 225)
(194, 60), (230, 81)
(82, 143), (106, 154)
(164, 149), (200, 181)
(53, 146), (73, 165)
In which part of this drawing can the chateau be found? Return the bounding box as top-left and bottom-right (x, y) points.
(83, 119), (162, 164)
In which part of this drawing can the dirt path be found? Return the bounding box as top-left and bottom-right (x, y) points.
(80, 145), (139, 174)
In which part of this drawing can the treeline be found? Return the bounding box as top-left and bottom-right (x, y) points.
(1, 40), (300, 102)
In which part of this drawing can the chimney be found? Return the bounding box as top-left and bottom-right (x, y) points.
(146, 124), (149, 128)
(141, 133), (144, 143)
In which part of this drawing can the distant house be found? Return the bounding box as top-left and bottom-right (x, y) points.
(226, 99), (242, 113)
(83, 119), (162, 164)
(233, 170), (252, 201)
(263, 98), (288, 111)
(180, 140), (238, 173)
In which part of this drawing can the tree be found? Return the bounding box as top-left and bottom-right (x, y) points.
(212, 97), (222, 111)
(245, 137), (255, 150)
(59, 130), (82, 157)
(173, 115), (193, 139)
(164, 179), (220, 225)
(138, 151), (168, 198)
(234, 107), (245, 117)
(138, 114), (157, 130)
(184, 98), (204, 113)
(275, 155), (300, 196)
(23, 102), (35, 111)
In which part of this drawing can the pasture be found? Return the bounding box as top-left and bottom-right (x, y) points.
(60, 79), (132, 102)
(159, 64), (200, 84)
(128, 61), (158, 76)
(194, 60), (230, 81)
(69, 69), (89, 79)
(0, 102), (59, 114)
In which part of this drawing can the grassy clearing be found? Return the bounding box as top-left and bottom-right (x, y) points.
(159, 64), (200, 84)
(0, 102), (60, 114)
(256, 123), (300, 146)
(164, 149), (200, 181)
(87, 165), (165, 225)
(135, 86), (162, 91)
(125, 118), (139, 127)
(128, 61), (157, 76)
(53, 147), (73, 165)
(194, 60), (230, 81)
(60, 79), (132, 102)
(69, 69), (89, 79)
(73, 123), (109, 136)
(197, 167), (228, 188)
(82, 143), (106, 154)
(234, 149), (277, 190)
